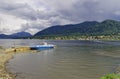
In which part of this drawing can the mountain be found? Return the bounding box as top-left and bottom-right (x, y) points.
(0, 34), (12, 39)
(35, 21), (99, 36)
(0, 32), (32, 39)
(11, 31), (32, 38)
(35, 19), (120, 37)
(89, 20), (120, 35)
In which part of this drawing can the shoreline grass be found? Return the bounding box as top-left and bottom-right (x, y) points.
(101, 73), (120, 79)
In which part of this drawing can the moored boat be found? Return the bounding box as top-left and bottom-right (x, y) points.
(30, 42), (55, 50)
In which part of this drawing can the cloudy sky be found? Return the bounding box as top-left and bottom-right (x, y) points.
(0, 0), (120, 35)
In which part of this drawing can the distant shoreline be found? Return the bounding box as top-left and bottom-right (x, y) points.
(30, 35), (120, 41)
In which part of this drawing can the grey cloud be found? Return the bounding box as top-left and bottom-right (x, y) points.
(0, 1), (61, 21)
(0, 1), (38, 20)
(1, 0), (120, 22)
(21, 23), (45, 31)
(0, 28), (11, 34)
(42, 0), (120, 22)
(19, 19), (52, 34)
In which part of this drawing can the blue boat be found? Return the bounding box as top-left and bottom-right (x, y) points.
(30, 42), (55, 50)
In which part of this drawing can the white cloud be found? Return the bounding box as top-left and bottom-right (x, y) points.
(0, 13), (26, 34)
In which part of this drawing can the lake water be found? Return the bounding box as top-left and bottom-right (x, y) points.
(1, 39), (120, 79)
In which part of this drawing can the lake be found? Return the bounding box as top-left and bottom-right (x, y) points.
(1, 39), (120, 79)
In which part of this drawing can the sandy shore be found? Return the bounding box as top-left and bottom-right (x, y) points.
(0, 47), (37, 79)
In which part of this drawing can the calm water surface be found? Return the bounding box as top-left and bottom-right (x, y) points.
(1, 39), (120, 79)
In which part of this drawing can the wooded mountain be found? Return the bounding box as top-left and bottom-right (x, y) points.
(34, 20), (120, 36)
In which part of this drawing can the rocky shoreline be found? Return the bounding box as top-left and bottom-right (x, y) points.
(0, 47), (37, 79)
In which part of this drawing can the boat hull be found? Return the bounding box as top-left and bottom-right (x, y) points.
(30, 45), (55, 50)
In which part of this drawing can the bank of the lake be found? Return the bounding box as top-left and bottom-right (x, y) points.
(0, 49), (15, 79)
(32, 35), (120, 41)
(0, 46), (36, 79)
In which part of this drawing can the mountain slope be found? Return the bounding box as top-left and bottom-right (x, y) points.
(11, 31), (32, 38)
(0, 34), (12, 39)
(35, 21), (99, 36)
(89, 20), (120, 35)
(0, 32), (32, 39)
(34, 20), (120, 36)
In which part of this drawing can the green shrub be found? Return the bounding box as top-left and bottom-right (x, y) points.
(101, 74), (120, 79)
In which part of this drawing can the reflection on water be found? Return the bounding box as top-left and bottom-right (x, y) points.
(1, 39), (120, 79)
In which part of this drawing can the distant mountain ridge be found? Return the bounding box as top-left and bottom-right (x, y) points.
(11, 31), (32, 38)
(0, 34), (12, 39)
(0, 31), (32, 39)
(34, 20), (120, 36)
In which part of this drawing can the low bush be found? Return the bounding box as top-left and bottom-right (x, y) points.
(101, 74), (120, 79)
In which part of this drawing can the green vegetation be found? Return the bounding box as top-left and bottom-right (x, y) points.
(32, 35), (120, 40)
(101, 74), (120, 79)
